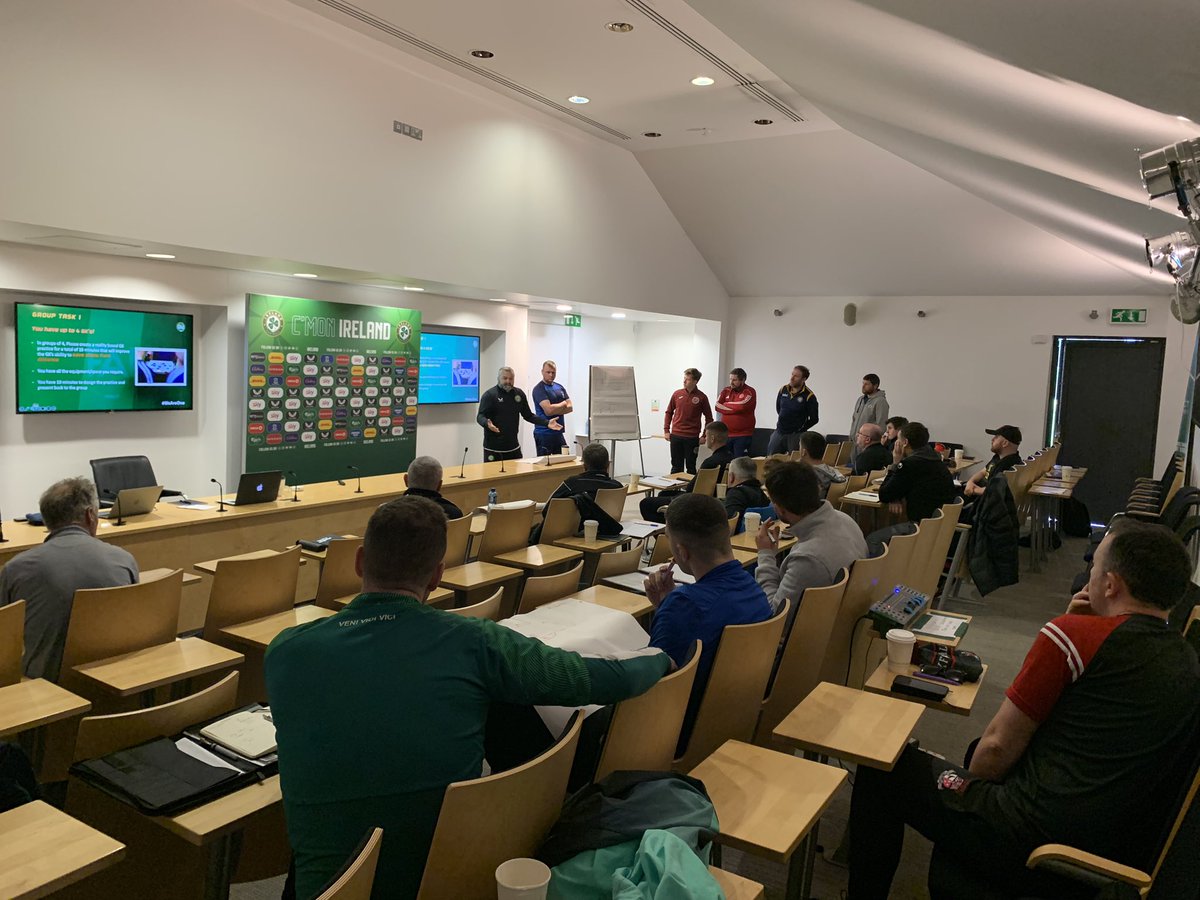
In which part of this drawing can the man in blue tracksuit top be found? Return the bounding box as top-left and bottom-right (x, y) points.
(531, 360), (572, 456)
(768, 365), (819, 456)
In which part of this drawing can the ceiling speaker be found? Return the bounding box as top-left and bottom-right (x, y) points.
(843, 303), (857, 326)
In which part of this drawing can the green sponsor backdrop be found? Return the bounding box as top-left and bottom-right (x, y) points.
(245, 294), (421, 485)
(15, 301), (193, 413)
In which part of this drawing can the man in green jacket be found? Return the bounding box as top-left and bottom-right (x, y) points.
(266, 495), (670, 900)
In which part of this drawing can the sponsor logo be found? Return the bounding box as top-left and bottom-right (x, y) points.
(285, 375), (301, 388)
(302, 387), (318, 398)
(351, 376), (364, 387)
(336, 355), (350, 365)
(381, 356), (393, 365)
(351, 366), (365, 377)
(391, 425), (405, 436)
(303, 377), (318, 387)
(267, 387), (284, 399)
(303, 365), (318, 376)
(285, 398), (301, 410)
(397, 322), (412, 341)
(267, 410), (283, 422)
(407, 366), (419, 378)
(378, 396), (392, 407)
(268, 352), (285, 364)
(318, 420), (333, 431)
(364, 407), (377, 417)
(363, 427), (377, 439)
(301, 431), (317, 442)
(248, 423), (266, 435)
(248, 412), (265, 423)
(268, 364), (284, 376)
(319, 409), (333, 420)
(266, 422), (282, 433)
(318, 397), (334, 409)
(286, 352), (302, 364)
(249, 352), (266, 363)
(335, 387), (349, 398)
(350, 429), (362, 439)
(266, 433), (283, 445)
(366, 366), (379, 377)
(405, 406), (418, 416)
(249, 375), (266, 387)
(378, 416), (392, 427)
(350, 397), (364, 408)
(379, 376), (392, 387)
(320, 354), (334, 364)
(351, 354), (365, 366)
(268, 376), (284, 387)
(249, 364), (266, 375)
(334, 429), (348, 441)
(284, 421), (300, 432)
(284, 433), (300, 443)
(319, 376), (334, 387)
(248, 399), (266, 411)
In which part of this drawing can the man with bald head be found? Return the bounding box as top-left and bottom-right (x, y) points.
(476, 366), (562, 462)
(852, 423), (891, 475)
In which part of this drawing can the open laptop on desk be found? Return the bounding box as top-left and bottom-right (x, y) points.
(97, 485), (163, 520)
(223, 471), (284, 506)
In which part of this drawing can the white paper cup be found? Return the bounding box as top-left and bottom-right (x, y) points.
(885, 628), (916, 671)
(629, 472), (640, 490)
(715, 483), (728, 499)
(953, 449), (964, 462)
(583, 519), (599, 541)
(560, 446), (571, 456)
(744, 512), (761, 537)
(496, 858), (551, 900)
(1060, 465), (1073, 479)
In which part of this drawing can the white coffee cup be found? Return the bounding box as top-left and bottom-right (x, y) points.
(954, 449), (964, 462)
(496, 858), (551, 900)
(1060, 465), (1073, 479)
(583, 519), (599, 542)
(744, 512), (761, 537)
(885, 628), (916, 672)
(715, 483), (728, 499)
(629, 472), (640, 490)
(560, 446), (571, 456)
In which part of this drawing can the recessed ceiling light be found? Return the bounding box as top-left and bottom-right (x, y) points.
(611, 312), (626, 319)
(489, 298), (507, 302)
(567, 95), (590, 104)
(606, 22), (634, 33)
(470, 49), (494, 59)
(556, 304), (572, 312)
(145, 253), (176, 260)
(293, 272), (319, 278)
(753, 119), (774, 125)
(643, 132), (662, 138)
(691, 76), (715, 86)
(401, 286), (424, 291)
(1179, 116), (1194, 123)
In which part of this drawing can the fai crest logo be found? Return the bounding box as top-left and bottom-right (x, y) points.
(690, 395), (700, 405)
(261, 310), (285, 337)
(397, 322), (412, 342)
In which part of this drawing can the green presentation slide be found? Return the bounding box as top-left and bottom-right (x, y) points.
(245, 294), (422, 485)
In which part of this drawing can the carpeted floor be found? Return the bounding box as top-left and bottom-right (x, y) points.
(232, 534), (1088, 900)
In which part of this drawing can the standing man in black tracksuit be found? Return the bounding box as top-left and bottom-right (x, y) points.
(476, 366), (562, 462)
(768, 365), (819, 456)
(868, 420), (955, 551)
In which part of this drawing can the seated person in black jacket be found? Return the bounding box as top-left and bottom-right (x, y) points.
(961, 424), (1022, 525)
(640, 422), (734, 524)
(723, 456), (769, 529)
(402, 456), (464, 520)
(882, 415), (908, 453)
(851, 423), (892, 475)
(867, 421), (955, 550)
(549, 443), (623, 500)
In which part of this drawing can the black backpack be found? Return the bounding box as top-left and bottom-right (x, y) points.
(1061, 497), (1092, 537)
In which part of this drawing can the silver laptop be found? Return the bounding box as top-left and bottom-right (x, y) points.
(224, 471), (283, 506)
(98, 485), (163, 519)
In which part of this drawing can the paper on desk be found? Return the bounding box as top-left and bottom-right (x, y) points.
(640, 566), (696, 584)
(620, 520), (664, 539)
(845, 490), (882, 503)
(175, 737), (243, 773)
(914, 614), (962, 639)
(174, 502), (215, 510)
(640, 476), (680, 489)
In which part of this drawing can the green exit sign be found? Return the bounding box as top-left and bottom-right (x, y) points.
(564, 314), (582, 327)
(1110, 308), (1148, 325)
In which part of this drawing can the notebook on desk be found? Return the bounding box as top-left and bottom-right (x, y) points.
(224, 471), (283, 505)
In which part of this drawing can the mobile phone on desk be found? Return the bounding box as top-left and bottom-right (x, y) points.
(916, 665), (963, 685)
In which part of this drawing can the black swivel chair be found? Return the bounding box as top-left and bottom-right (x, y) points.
(89, 455), (180, 506)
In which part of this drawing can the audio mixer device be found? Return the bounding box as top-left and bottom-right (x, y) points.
(868, 585), (930, 634)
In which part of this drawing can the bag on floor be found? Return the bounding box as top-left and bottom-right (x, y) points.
(1061, 497), (1092, 537)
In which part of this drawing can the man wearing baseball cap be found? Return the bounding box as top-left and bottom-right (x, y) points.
(963, 425), (1023, 500)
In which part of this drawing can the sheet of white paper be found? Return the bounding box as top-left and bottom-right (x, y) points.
(915, 614), (963, 638)
(845, 491), (882, 503)
(640, 476), (680, 489)
(174, 502), (215, 511)
(175, 737), (243, 773)
(620, 521), (664, 539)
(640, 566), (696, 584)
(601, 572), (649, 594)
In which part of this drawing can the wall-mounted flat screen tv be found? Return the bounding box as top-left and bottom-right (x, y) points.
(418, 331), (480, 404)
(14, 301), (194, 413)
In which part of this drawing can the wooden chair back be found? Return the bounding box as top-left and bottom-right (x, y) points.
(690, 467), (719, 498)
(755, 572), (849, 744)
(906, 511), (942, 593)
(592, 543), (644, 586)
(315, 538), (364, 608)
(60, 571), (183, 694)
(539, 498), (580, 544)
(477, 505), (537, 562)
(825, 478), (850, 507)
(819, 546), (890, 685)
(315, 828), (384, 900)
(517, 561), (584, 615)
(675, 601), (790, 772)
(821, 442), (839, 465)
(594, 487), (627, 521)
(841, 473), (869, 496)
(916, 499), (962, 597)
(649, 534), (672, 566)
(835, 441), (854, 467)
(595, 641), (701, 782)
(727, 514), (739, 535)
(446, 587), (504, 621)
(0, 600), (25, 687)
(883, 521), (923, 589)
(203, 547), (302, 643)
(444, 515), (472, 567)
(416, 714), (582, 900)
(73, 671), (239, 761)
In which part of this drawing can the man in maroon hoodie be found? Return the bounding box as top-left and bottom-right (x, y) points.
(715, 367), (757, 458)
(663, 368), (713, 475)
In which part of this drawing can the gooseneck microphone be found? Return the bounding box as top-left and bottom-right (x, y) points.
(287, 470), (301, 503)
(211, 477), (228, 513)
(453, 446), (469, 479)
(348, 465), (363, 494)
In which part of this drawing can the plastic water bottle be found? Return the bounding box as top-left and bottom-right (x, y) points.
(488, 488), (497, 509)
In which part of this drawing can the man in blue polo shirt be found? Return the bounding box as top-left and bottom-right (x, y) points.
(644, 493), (773, 751)
(531, 360), (572, 456)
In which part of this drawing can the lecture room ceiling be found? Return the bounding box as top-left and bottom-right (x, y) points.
(289, 0), (1200, 299)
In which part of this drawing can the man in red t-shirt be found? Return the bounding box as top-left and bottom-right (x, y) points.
(847, 521), (1200, 899)
(663, 367), (712, 475)
(715, 367), (757, 458)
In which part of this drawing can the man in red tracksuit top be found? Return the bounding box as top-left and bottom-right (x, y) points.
(715, 367), (757, 458)
(663, 367), (713, 475)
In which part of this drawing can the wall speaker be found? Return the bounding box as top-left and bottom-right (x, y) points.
(843, 303), (857, 326)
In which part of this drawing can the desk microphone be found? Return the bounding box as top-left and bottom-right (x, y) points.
(487, 445), (521, 475)
(453, 446), (469, 479)
(211, 477), (228, 513)
(348, 465), (363, 494)
(287, 470), (301, 503)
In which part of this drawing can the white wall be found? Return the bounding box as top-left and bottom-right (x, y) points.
(726, 295), (1193, 470)
(0, 243), (527, 512)
(0, 0), (728, 322)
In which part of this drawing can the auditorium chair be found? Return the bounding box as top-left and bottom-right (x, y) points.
(89, 455), (180, 504)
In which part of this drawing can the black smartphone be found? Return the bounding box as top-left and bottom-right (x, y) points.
(917, 665), (963, 685)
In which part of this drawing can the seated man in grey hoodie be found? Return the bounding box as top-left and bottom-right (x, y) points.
(797, 431), (847, 498)
(755, 461), (868, 630)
